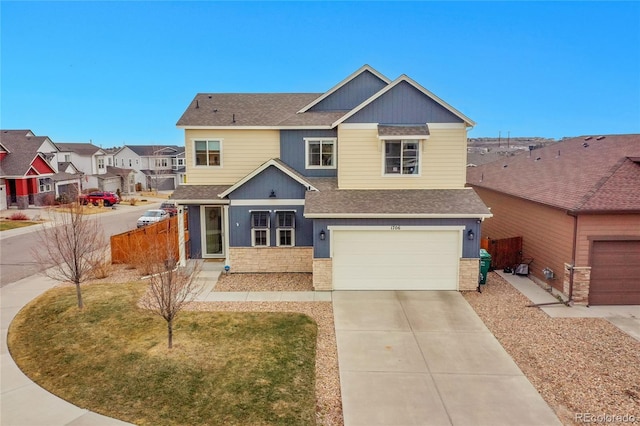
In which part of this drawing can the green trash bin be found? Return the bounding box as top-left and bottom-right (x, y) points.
(479, 249), (491, 285)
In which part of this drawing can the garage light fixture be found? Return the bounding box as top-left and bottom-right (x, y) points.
(467, 229), (475, 240)
(319, 229), (326, 240)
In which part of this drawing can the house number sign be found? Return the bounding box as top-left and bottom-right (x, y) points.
(390, 225), (401, 230)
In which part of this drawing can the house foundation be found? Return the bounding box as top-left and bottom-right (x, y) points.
(228, 247), (313, 273)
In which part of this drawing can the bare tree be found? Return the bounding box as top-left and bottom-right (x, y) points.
(32, 201), (108, 309)
(138, 229), (201, 349)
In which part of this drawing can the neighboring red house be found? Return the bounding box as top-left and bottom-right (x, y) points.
(0, 130), (81, 209)
(467, 134), (640, 305)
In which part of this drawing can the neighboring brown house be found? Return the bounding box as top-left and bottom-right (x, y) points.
(467, 134), (640, 305)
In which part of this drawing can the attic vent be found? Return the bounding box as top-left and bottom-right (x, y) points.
(596, 136), (605, 140)
(584, 136), (592, 141)
(195, 100), (199, 109)
(583, 142), (589, 148)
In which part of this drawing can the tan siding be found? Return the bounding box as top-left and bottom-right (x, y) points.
(338, 126), (467, 189)
(576, 215), (640, 266)
(475, 188), (574, 290)
(184, 129), (280, 185)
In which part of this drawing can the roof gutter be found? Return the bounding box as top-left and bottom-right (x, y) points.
(304, 213), (493, 219)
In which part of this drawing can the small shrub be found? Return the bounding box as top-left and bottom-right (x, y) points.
(9, 212), (29, 221)
(89, 258), (113, 279)
(41, 194), (56, 206)
(129, 198), (139, 206)
(56, 194), (71, 204)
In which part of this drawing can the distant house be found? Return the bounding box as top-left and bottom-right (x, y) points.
(172, 65), (491, 292)
(113, 145), (185, 191)
(0, 130), (82, 209)
(467, 134), (640, 305)
(55, 142), (134, 194)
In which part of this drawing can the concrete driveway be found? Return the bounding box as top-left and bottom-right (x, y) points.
(333, 291), (561, 426)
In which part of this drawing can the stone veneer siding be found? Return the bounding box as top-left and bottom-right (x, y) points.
(563, 263), (591, 305)
(313, 258), (333, 291)
(459, 258), (480, 291)
(228, 247), (313, 273)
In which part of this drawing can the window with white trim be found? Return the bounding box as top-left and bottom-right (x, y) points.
(276, 211), (295, 247)
(305, 138), (336, 168)
(155, 158), (168, 168)
(38, 178), (52, 193)
(195, 140), (221, 166)
(384, 140), (420, 175)
(64, 154), (71, 162)
(251, 211), (270, 247)
(97, 158), (105, 169)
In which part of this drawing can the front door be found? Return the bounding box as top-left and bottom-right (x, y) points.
(202, 206), (224, 257)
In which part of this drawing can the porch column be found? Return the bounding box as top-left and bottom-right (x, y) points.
(15, 179), (29, 209)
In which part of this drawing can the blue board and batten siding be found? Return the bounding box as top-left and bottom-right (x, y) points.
(226, 166), (309, 200)
(309, 70), (388, 112)
(229, 206), (313, 247)
(280, 129), (338, 177)
(227, 164), (313, 248)
(345, 81), (464, 124)
(312, 218), (482, 259)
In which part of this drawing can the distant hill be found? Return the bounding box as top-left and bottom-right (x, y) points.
(467, 137), (559, 166)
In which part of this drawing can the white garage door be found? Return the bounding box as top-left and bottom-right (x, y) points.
(332, 228), (461, 290)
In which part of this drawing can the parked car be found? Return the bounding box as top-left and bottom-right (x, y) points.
(137, 209), (169, 228)
(78, 191), (120, 207)
(160, 201), (178, 216)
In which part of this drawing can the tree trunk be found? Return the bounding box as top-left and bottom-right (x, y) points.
(75, 282), (84, 309)
(167, 319), (173, 349)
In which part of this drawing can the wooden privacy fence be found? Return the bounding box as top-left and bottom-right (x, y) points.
(111, 216), (179, 264)
(481, 236), (523, 270)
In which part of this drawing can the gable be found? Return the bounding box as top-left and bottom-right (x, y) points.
(31, 154), (56, 174)
(226, 165), (309, 200)
(345, 81), (464, 124)
(309, 70), (389, 112)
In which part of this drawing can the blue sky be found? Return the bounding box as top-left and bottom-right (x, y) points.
(2, 1), (639, 147)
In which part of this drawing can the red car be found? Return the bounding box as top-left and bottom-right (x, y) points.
(160, 202), (178, 216)
(79, 191), (120, 207)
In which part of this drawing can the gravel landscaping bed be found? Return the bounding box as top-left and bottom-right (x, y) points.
(215, 272), (314, 292)
(463, 273), (640, 425)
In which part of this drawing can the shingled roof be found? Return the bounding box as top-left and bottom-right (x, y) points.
(466, 134), (640, 213)
(305, 187), (491, 218)
(55, 142), (104, 156)
(176, 93), (324, 127)
(0, 130), (53, 176)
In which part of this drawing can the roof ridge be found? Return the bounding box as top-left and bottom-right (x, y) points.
(571, 156), (629, 212)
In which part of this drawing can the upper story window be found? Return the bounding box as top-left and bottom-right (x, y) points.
(155, 158), (168, 168)
(171, 158), (185, 169)
(251, 211), (270, 247)
(305, 138), (336, 169)
(64, 154), (71, 162)
(108, 157), (112, 166)
(384, 140), (420, 175)
(195, 140), (221, 166)
(97, 158), (105, 169)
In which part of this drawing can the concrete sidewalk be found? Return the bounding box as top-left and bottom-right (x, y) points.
(496, 271), (640, 341)
(333, 290), (562, 426)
